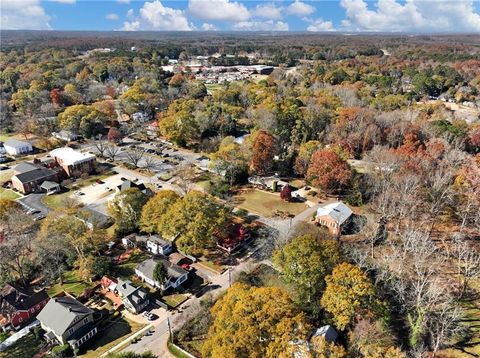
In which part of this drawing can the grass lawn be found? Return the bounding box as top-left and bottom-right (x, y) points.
(112, 249), (148, 280)
(0, 169), (13, 184)
(178, 339), (205, 357)
(234, 189), (307, 218)
(0, 188), (20, 200)
(168, 341), (195, 358)
(47, 270), (95, 297)
(80, 316), (145, 358)
(41, 189), (72, 210)
(0, 333), (44, 358)
(163, 293), (189, 309)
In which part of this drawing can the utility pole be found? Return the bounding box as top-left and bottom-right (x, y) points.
(228, 267), (232, 288)
(167, 317), (173, 342)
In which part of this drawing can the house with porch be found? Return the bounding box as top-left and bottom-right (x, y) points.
(115, 279), (149, 314)
(37, 296), (98, 351)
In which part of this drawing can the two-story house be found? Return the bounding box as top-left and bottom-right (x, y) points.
(37, 296), (97, 351)
(115, 279), (149, 314)
(0, 284), (50, 331)
(135, 258), (188, 292)
(146, 235), (173, 256)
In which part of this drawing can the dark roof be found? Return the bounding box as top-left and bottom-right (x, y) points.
(0, 284), (49, 311)
(13, 162), (39, 174)
(66, 322), (96, 344)
(37, 296), (93, 335)
(14, 167), (57, 184)
(117, 180), (146, 192)
(137, 258), (187, 281)
(116, 279), (148, 309)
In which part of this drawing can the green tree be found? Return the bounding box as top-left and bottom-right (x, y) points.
(273, 235), (340, 309)
(158, 99), (200, 146)
(158, 191), (230, 255)
(202, 283), (309, 358)
(57, 104), (107, 138)
(320, 263), (375, 330)
(140, 190), (180, 233)
(108, 188), (149, 237)
(210, 136), (248, 185)
(153, 262), (167, 284)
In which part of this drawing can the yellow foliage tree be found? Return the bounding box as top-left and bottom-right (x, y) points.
(320, 262), (375, 330)
(202, 283), (309, 358)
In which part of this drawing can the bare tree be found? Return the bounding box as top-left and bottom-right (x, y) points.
(0, 209), (36, 286)
(143, 155), (156, 172)
(105, 143), (121, 161)
(452, 236), (480, 297)
(126, 148), (144, 168)
(94, 140), (108, 157)
(426, 301), (463, 356)
(173, 163), (196, 194)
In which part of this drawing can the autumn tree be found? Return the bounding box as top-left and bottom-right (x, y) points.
(0, 208), (36, 286)
(108, 188), (149, 237)
(158, 99), (200, 147)
(280, 184), (293, 201)
(140, 190), (180, 233)
(307, 149), (352, 193)
(158, 191), (230, 255)
(310, 337), (348, 358)
(202, 283), (308, 358)
(250, 130), (276, 175)
(58, 104), (107, 138)
(294, 140), (321, 176)
(210, 136), (248, 185)
(107, 127), (123, 143)
(320, 262), (375, 330)
(274, 235), (340, 309)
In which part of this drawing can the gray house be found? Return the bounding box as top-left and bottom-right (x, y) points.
(115, 279), (149, 314)
(37, 296), (97, 351)
(135, 258), (188, 291)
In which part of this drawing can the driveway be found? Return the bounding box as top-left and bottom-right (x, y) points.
(17, 193), (51, 217)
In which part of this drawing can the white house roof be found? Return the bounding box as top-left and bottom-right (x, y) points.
(316, 202), (352, 225)
(50, 147), (95, 166)
(4, 139), (31, 148)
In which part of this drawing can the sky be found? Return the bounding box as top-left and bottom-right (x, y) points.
(1, 0), (480, 33)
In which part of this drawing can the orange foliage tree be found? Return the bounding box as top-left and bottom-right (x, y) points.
(250, 130), (276, 175)
(307, 149), (352, 193)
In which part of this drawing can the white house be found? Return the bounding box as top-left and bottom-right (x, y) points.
(3, 139), (33, 156)
(146, 236), (173, 256)
(135, 258), (188, 291)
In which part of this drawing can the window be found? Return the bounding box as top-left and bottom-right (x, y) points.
(69, 328), (74, 335)
(83, 317), (88, 324)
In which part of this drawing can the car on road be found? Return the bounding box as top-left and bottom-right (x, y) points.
(96, 179), (104, 184)
(0, 165), (9, 171)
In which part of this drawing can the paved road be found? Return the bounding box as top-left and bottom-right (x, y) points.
(17, 193), (50, 217)
(119, 203), (320, 357)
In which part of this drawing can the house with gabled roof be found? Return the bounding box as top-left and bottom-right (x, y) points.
(115, 279), (149, 314)
(315, 201), (353, 235)
(0, 284), (49, 331)
(37, 296), (97, 351)
(135, 258), (188, 292)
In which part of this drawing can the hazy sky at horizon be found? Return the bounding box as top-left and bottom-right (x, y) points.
(1, 1), (480, 33)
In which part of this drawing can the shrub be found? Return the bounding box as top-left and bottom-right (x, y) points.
(51, 344), (72, 358)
